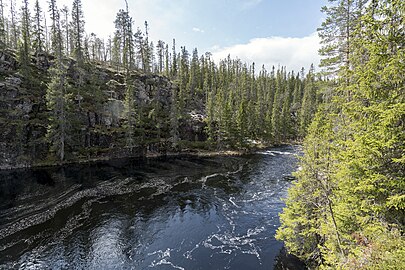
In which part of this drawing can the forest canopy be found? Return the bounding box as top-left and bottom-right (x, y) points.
(276, 0), (405, 268)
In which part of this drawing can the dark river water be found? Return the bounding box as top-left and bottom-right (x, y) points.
(0, 145), (303, 270)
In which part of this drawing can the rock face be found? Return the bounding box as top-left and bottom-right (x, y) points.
(0, 51), (206, 170)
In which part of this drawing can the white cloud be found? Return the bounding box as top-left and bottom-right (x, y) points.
(240, 0), (263, 10)
(212, 33), (321, 72)
(30, 0), (188, 42)
(192, 27), (205, 33)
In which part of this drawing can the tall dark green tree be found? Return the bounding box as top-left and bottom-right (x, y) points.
(171, 38), (177, 78)
(9, 0), (18, 49)
(60, 5), (70, 55)
(178, 45), (189, 113)
(0, 0), (6, 48)
(187, 48), (200, 105)
(32, 0), (44, 56)
(71, 0), (85, 64)
(271, 68), (284, 142)
(142, 20), (151, 72)
(17, 0), (31, 78)
(114, 1), (138, 152)
(299, 64), (317, 136)
(156, 40), (165, 74)
(46, 0), (70, 162)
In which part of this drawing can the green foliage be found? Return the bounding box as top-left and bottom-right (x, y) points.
(178, 140), (211, 150)
(278, 0), (405, 268)
(32, 0), (45, 55)
(71, 0), (85, 63)
(205, 60), (316, 149)
(1, 0), (319, 165)
(17, 0), (31, 79)
(46, 62), (71, 162)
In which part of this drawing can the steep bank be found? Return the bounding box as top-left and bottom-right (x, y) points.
(0, 50), (206, 170)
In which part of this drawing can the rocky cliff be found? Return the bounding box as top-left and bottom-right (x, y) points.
(0, 50), (206, 170)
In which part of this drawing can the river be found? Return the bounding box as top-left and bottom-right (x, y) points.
(0, 145), (304, 270)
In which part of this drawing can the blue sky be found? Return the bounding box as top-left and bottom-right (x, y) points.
(30, 0), (325, 71)
(158, 0), (325, 50)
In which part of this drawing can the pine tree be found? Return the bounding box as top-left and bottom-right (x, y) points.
(171, 38), (177, 78)
(115, 1), (138, 152)
(164, 43), (169, 77)
(32, 0), (44, 56)
(46, 0), (70, 162)
(156, 40), (165, 74)
(114, 7), (134, 71)
(280, 72), (294, 141)
(149, 41), (155, 72)
(236, 97), (248, 147)
(291, 74), (302, 137)
(187, 48), (200, 104)
(0, 0), (6, 48)
(60, 6), (70, 55)
(178, 46), (189, 112)
(271, 68), (284, 142)
(318, 0), (366, 78)
(111, 34), (121, 71)
(299, 64), (317, 136)
(43, 9), (50, 53)
(18, 0), (31, 79)
(142, 20), (151, 72)
(9, 0), (18, 49)
(133, 27), (143, 69)
(71, 0), (85, 64)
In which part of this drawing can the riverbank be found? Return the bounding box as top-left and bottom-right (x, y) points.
(0, 140), (301, 171)
(0, 147), (253, 171)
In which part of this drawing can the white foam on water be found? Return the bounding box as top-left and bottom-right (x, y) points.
(257, 150), (294, 156)
(228, 197), (240, 208)
(148, 248), (185, 270)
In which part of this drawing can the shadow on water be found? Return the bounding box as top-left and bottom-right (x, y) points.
(274, 247), (307, 270)
(0, 145), (306, 269)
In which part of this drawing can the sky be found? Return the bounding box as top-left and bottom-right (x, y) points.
(25, 0), (325, 72)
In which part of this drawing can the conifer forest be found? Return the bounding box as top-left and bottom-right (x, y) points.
(0, 0), (404, 269)
(0, 0), (321, 169)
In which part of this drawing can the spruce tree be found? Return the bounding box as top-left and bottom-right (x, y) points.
(318, 0), (366, 78)
(71, 0), (85, 64)
(115, 1), (137, 152)
(299, 64), (317, 136)
(46, 0), (70, 162)
(32, 0), (44, 56)
(271, 68), (284, 142)
(171, 38), (177, 78)
(0, 0), (6, 48)
(156, 40), (165, 74)
(187, 48), (200, 104)
(60, 6), (70, 55)
(142, 20), (151, 72)
(18, 0), (31, 79)
(9, 0), (18, 49)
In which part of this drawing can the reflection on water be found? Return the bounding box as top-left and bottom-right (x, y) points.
(0, 146), (301, 269)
